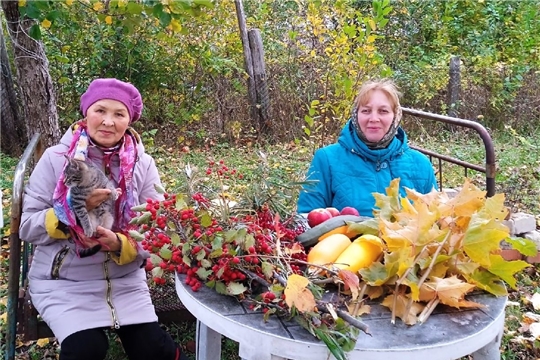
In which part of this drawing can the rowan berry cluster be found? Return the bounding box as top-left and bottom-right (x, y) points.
(131, 159), (308, 312)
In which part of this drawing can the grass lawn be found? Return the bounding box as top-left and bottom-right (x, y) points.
(1, 128), (539, 359)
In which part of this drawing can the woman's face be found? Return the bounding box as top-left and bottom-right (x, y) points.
(85, 99), (130, 148)
(356, 89), (395, 143)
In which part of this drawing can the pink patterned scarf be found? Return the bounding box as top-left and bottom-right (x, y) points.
(53, 122), (138, 256)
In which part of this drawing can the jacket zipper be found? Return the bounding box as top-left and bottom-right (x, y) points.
(103, 252), (120, 329)
(51, 246), (70, 279)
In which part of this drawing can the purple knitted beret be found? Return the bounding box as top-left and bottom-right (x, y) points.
(80, 78), (143, 123)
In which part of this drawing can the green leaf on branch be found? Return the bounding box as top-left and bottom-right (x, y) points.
(137, 212), (152, 224)
(170, 232), (181, 246)
(29, 24), (42, 40)
(128, 230), (145, 241)
(159, 245), (172, 260)
(183, 255), (191, 267)
(131, 204), (147, 212)
(200, 211), (212, 227)
(215, 281), (227, 295)
(261, 261), (274, 279)
(150, 254), (162, 266)
(126, 2), (143, 15)
(154, 183), (166, 194)
(227, 281), (247, 295)
(175, 195), (188, 210)
(196, 267), (213, 281)
(151, 267), (163, 278)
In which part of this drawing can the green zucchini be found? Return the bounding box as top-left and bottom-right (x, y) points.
(296, 215), (371, 248)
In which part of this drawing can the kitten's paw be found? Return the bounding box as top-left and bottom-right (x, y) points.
(113, 188), (121, 200)
(83, 228), (95, 237)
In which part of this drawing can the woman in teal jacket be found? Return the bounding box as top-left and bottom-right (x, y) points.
(297, 79), (437, 217)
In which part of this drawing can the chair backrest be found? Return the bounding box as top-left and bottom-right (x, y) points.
(5, 133), (43, 360)
(401, 107), (496, 197)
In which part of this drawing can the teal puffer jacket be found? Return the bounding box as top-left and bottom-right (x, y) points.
(297, 120), (437, 216)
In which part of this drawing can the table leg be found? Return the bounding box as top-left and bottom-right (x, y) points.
(196, 320), (222, 360)
(471, 328), (503, 360)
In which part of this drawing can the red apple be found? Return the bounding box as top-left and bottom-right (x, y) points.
(325, 207), (340, 217)
(340, 206), (360, 216)
(307, 208), (333, 227)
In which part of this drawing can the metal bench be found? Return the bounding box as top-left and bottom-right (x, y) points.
(401, 107), (496, 197)
(4, 133), (194, 360)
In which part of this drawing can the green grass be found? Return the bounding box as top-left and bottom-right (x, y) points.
(1, 128), (539, 359)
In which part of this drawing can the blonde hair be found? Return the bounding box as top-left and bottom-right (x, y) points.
(354, 79), (401, 114)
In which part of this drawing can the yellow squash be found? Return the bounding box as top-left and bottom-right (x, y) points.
(307, 233), (351, 266)
(317, 225), (358, 241)
(333, 234), (384, 273)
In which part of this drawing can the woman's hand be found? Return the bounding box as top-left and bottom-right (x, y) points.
(85, 188), (122, 210)
(79, 226), (121, 252)
(85, 188), (112, 210)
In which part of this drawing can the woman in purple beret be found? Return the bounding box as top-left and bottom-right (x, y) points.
(20, 79), (189, 360)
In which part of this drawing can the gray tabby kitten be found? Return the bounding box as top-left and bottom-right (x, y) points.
(63, 155), (118, 256)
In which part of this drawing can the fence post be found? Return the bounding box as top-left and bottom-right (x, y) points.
(248, 29), (270, 134)
(234, 0), (259, 130)
(447, 56), (461, 118)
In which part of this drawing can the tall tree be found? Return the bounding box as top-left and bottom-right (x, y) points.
(1, 0), (61, 149)
(0, 17), (27, 157)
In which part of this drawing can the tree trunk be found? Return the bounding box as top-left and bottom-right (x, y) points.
(234, 0), (258, 131)
(1, 0), (61, 149)
(0, 17), (26, 157)
(247, 29), (270, 135)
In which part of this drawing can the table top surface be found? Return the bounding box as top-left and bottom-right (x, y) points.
(175, 272), (506, 360)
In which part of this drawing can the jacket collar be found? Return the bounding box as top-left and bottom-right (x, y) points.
(338, 120), (409, 162)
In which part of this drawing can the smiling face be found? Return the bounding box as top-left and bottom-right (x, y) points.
(356, 89), (395, 143)
(85, 99), (130, 148)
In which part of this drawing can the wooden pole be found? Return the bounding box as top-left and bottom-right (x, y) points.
(248, 29), (270, 134)
(447, 56), (461, 118)
(234, 0), (259, 129)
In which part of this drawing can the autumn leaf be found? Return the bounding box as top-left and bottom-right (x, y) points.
(465, 269), (508, 296)
(346, 301), (371, 316)
(359, 261), (396, 286)
(36, 338), (50, 347)
(485, 254), (530, 289)
(481, 193), (509, 221)
(379, 198), (444, 251)
(381, 293), (424, 325)
(283, 242), (304, 255)
(347, 218), (379, 237)
(405, 187), (448, 214)
(446, 179), (486, 217)
(364, 284), (384, 299)
(505, 236), (538, 257)
(379, 246), (420, 282)
(338, 269), (360, 300)
(418, 276), (482, 308)
(462, 214), (509, 266)
(284, 274), (316, 313)
(372, 178), (401, 220)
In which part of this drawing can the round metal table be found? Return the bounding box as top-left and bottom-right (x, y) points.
(175, 272), (506, 360)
